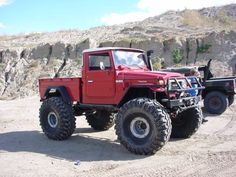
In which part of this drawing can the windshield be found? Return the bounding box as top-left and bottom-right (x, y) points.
(113, 50), (147, 67)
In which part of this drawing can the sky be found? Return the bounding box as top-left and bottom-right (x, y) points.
(0, 0), (235, 35)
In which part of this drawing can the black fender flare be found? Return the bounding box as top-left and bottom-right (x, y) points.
(43, 86), (71, 104)
(117, 86), (155, 107)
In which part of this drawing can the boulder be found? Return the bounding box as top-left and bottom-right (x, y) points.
(230, 54), (236, 75)
(99, 41), (114, 47)
(29, 43), (51, 59)
(113, 40), (131, 48)
(162, 37), (186, 66)
(20, 49), (30, 59)
(66, 44), (76, 59)
(75, 39), (90, 58)
(0, 49), (18, 63)
(51, 42), (65, 59)
(196, 31), (236, 64)
(131, 38), (163, 58)
(186, 38), (198, 64)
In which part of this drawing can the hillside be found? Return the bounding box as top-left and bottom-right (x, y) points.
(0, 4), (236, 98)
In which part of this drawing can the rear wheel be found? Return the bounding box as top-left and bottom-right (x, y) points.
(171, 106), (203, 138)
(39, 97), (76, 140)
(204, 91), (228, 114)
(86, 111), (114, 131)
(115, 98), (171, 155)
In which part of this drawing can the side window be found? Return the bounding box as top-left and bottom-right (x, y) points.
(88, 53), (111, 71)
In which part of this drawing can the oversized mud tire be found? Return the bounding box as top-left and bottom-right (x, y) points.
(86, 111), (114, 131)
(115, 98), (171, 155)
(39, 97), (76, 140)
(171, 106), (203, 138)
(204, 91), (228, 114)
(228, 95), (235, 106)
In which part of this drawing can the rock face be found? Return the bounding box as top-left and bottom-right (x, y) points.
(0, 4), (236, 99)
(29, 43), (51, 59)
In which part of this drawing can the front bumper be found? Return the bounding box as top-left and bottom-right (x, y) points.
(164, 96), (201, 109)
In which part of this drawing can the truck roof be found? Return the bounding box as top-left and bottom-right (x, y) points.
(82, 47), (144, 53)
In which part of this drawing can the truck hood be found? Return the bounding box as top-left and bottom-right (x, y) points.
(117, 70), (183, 80)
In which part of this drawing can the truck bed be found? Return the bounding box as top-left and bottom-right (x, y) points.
(204, 77), (236, 94)
(208, 76), (236, 80)
(39, 77), (82, 102)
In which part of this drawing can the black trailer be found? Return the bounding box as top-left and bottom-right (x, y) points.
(162, 59), (236, 114)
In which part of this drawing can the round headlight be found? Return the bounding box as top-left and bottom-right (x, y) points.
(158, 79), (165, 86)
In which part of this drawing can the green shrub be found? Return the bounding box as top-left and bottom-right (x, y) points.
(172, 49), (183, 64)
(197, 44), (211, 53)
(152, 57), (164, 70)
(152, 61), (162, 70)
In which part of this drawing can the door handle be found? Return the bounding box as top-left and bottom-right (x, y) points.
(88, 80), (93, 83)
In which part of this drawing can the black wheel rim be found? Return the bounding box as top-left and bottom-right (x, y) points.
(209, 96), (222, 110)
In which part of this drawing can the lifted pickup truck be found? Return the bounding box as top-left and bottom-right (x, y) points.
(162, 59), (236, 114)
(39, 47), (203, 155)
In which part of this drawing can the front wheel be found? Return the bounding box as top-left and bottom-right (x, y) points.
(204, 91), (228, 114)
(171, 106), (203, 138)
(115, 98), (171, 155)
(39, 97), (76, 140)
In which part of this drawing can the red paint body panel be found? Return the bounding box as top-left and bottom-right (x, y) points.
(39, 47), (184, 105)
(39, 77), (81, 102)
(118, 70), (182, 80)
(81, 50), (117, 104)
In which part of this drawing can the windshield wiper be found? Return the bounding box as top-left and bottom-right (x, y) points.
(132, 64), (147, 70)
(117, 65), (132, 70)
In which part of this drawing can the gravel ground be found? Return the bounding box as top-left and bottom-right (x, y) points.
(0, 96), (236, 177)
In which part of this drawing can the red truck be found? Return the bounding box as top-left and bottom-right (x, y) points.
(39, 47), (203, 155)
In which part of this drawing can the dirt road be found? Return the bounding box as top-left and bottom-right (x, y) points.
(0, 96), (236, 177)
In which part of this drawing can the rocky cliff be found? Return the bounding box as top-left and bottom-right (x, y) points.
(0, 4), (236, 99)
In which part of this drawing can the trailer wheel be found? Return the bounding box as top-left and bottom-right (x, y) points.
(86, 111), (114, 131)
(39, 97), (75, 140)
(115, 98), (171, 155)
(171, 106), (203, 138)
(204, 91), (228, 114)
(228, 95), (235, 106)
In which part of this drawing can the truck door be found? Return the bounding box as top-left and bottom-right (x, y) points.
(83, 52), (115, 103)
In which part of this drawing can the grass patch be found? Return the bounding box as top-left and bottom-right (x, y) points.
(28, 61), (39, 68)
(182, 9), (236, 30)
(47, 58), (62, 66)
(0, 63), (5, 68)
(182, 10), (211, 27)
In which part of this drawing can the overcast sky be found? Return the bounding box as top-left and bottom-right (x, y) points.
(0, 0), (235, 34)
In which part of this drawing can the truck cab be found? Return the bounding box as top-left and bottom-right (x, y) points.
(39, 47), (204, 155)
(81, 47), (183, 105)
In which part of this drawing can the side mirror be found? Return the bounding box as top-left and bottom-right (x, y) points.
(100, 62), (105, 70)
